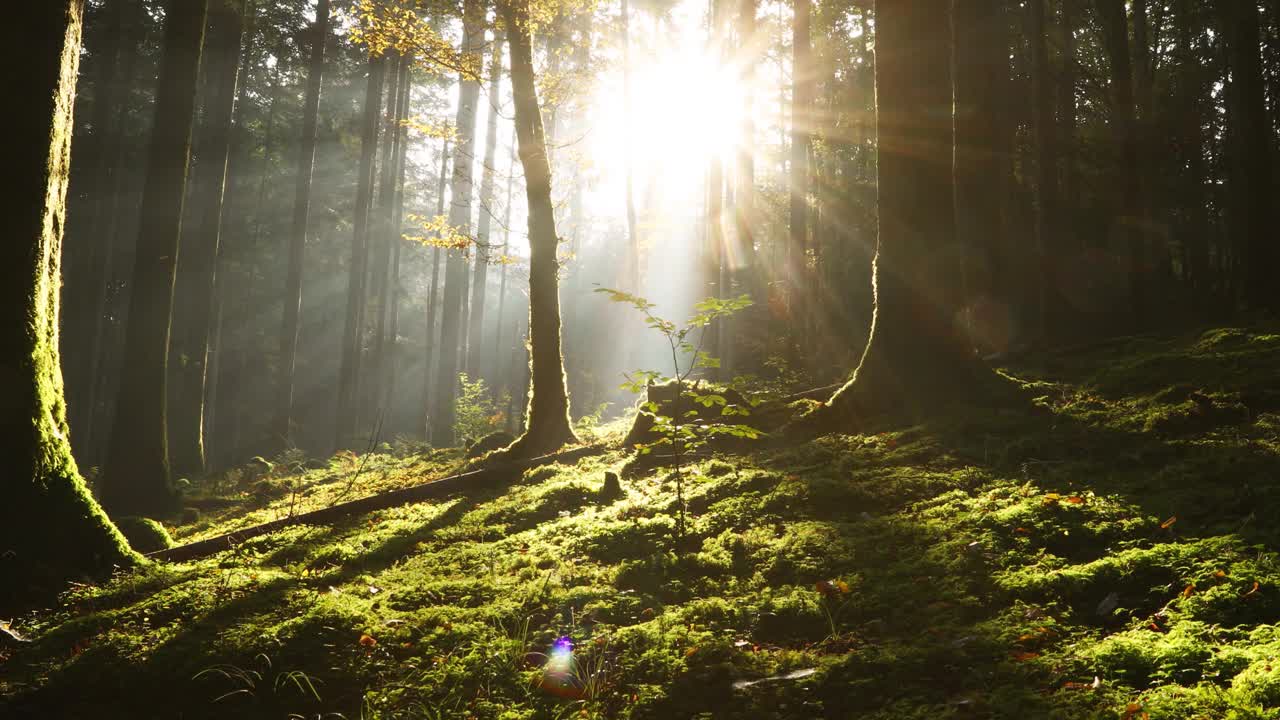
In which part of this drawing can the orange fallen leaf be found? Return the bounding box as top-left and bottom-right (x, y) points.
(1065, 496), (1085, 504)
(1244, 581), (1260, 597)
(1182, 584), (1195, 599)
(1014, 527), (1031, 535)
(684, 647), (698, 657)
(1011, 651), (1040, 661)
(1214, 570), (1227, 578)
(359, 634), (377, 647)
(1160, 516), (1177, 529)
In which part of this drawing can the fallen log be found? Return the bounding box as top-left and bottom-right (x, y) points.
(147, 445), (602, 563)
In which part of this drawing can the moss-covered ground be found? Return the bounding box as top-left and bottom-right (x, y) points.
(3, 325), (1280, 719)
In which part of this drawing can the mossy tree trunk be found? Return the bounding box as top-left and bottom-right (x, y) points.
(171, 0), (246, 477)
(2, 0), (138, 606)
(100, 0), (208, 517)
(497, 0), (580, 458)
(818, 0), (983, 425)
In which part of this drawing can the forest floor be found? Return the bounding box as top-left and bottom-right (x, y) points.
(3, 325), (1280, 719)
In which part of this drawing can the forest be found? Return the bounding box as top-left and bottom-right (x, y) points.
(4, 0), (1280, 717)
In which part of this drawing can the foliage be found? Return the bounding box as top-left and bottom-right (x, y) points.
(453, 373), (509, 445)
(596, 288), (760, 543)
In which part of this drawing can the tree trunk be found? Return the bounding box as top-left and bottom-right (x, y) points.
(432, 0), (485, 446)
(734, 0), (759, 299)
(66, 0), (126, 443)
(1031, 0), (1058, 338)
(100, 0), (208, 516)
(385, 57), (413, 421)
(495, 0), (579, 457)
(788, 0), (811, 293)
(492, 127), (517, 390)
(1217, 0), (1276, 312)
(78, 1), (148, 465)
(370, 53), (406, 419)
(334, 54), (385, 450)
(275, 0), (331, 447)
(1096, 0), (1145, 328)
(953, 0), (1012, 352)
(621, 0), (640, 292)
(422, 139), (449, 438)
(469, 31), (507, 381)
(1059, 0), (1078, 246)
(819, 0), (979, 423)
(2, 0), (138, 605)
(170, 0), (246, 478)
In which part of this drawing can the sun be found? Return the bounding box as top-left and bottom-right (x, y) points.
(586, 36), (751, 218)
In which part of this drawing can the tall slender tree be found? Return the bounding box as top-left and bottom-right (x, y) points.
(432, 0), (485, 445)
(1031, 0), (1058, 336)
(275, 0), (331, 447)
(3, 0), (137, 605)
(334, 54), (386, 449)
(1096, 0), (1145, 327)
(1217, 0), (1276, 312)
(170, 0), (247, 477)
(468, 30), (507, 380)
(788, 0), (812, 291)
(422, 138), (450, 438)
(100, 0), (209, 516)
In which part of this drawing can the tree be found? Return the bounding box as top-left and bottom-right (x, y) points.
(468, 30), (508, 381)
(494, 0), (579, 457)
(3, 0), (137, 605)
(171, 0), (248, 477)
(1217, 0), (1276, 312)
(1095, 0), (1145, 327)
(334, 54), (386, 449)
(275, 0), (332, 447)
(100, 0), (209, 516)
(788, 0), (812, 293)
(431, 0), (485, 446)
(1030, 0), (1058, 336)
(422, 138), (450, 438)
(816, 0), (981, 424)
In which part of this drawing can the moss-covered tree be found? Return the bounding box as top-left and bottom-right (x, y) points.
(2, 0), (138, 607)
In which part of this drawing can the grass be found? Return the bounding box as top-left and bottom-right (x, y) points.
(2, 324), (1279, 718)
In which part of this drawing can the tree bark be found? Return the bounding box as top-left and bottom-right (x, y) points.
(1217, 0), (1276, 312)
(275, 0), (331, 447)
(432, 0), (485, 446)
(101, 0), (208, 516)
(819, 0), (979, 424)
(495, 0), (579, 457)
(170, 0), (247, 478)
(334, 54), (386, 450)
(1096, 0), (1145, 328)
(469, 31), (507, 381)
(788, 0), (811, 291)
(1031, 0), (1058, 338)
(621, 0), (641, 292)
(952, 0), (1011, 351)
(2, 0), (138, 605)
(422, 139), (449, 438)
(385, 58), (413, 419)
(370, 53), (406, 419)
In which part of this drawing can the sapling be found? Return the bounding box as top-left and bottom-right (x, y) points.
(595, 288), (760, 543)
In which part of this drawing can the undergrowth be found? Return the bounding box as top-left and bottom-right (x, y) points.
(2, 325), (1279, 719)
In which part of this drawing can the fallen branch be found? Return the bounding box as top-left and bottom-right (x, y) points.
(147, 445), (603, 563)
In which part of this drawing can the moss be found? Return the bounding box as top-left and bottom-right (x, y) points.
(7, 326), (1280, 719)
(115, 517), (176, 553)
